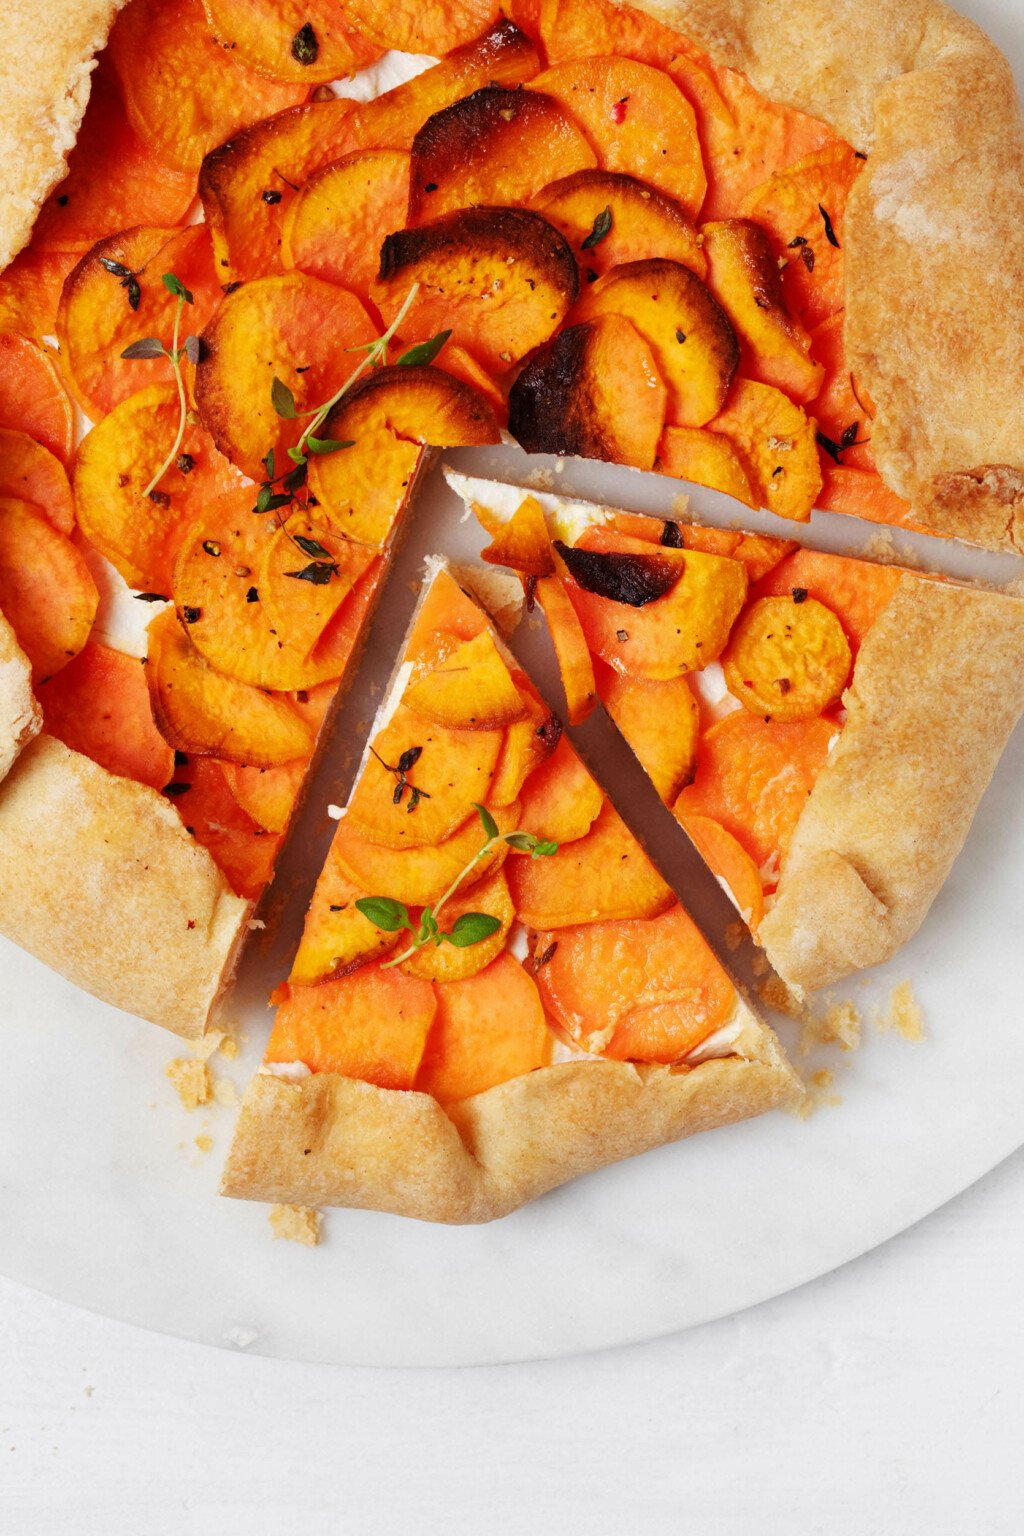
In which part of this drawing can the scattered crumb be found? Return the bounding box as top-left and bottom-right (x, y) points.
(247, 918), (266, 931)
(724, 920), (744, 952)
(194, 1134), (213, 1154)
(192, 1028), (226, 1062)
(787, 1068), (843, 1120)
(165, 1057), (211, 1111)
(219, 1036), (238, 1061)
(799, 1000), (861, 1057)
(213, 1076), (239, 1108)
(224, 1325), (259, 1350)
(874, 980), (925, 1041)
(810, 1068), (835, 1090)
(751, 950), (770, 978)
(269, 1204), (321, 1247)
(758, 974), (808, 1020)
(83, 1386), (94, 1399)
(670, 492), (692, 521)
(523, 465), (555, 490)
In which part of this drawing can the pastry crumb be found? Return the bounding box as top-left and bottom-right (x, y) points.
(247, 917), (266, 931)
(875, 980), (925, 1041)
(165, 1057), (211, 1111)
(750, 950), (770, 977)
(192, 1028), (226, 1062)
(724, 920), (744, 952)
(758, 974), (808, 1019)
(787, 1068), (843, 1120)
(670, 492), (692, 521)
(523, 465), (555, 490)
(800, 1000), (861, 1057)
(269, 1204), (321, 1246)
(194, 1134), (213, 1154)
(213, 1076), (239, 1107)
(218, 1036), (239, 1061)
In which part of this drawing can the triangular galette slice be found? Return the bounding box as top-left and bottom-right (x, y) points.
(222, 560), (798, 1222)
(448, 472), (1024, 994)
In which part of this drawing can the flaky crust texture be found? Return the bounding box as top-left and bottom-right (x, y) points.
(633, 0), (1024, 552)
(0, 0), (125, 269)
(0, 610), (40, 785)
(760, 576), (1024, 991)
(222, 1022), (800, 1222)
(0, 735), (250, 1036)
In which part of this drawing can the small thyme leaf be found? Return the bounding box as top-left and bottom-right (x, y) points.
(134, 591), (168, 602)
(840, 421), (860, 450)
(503, 833), (538, 853)
(532, 840), (558, 858)
(282, 462), (307, 494)
(447, 912), (502, 948)
(162, 272), (194, 303)
(271, 376), (298, 418)
(355, 896), (410, 932)
(284, 560), (339, 585)
(263, 448), (276, 480)
(815, 430), (843, 465)
(396, 330), (452, 367)
(98, 257), (134, 280)
(306, 434), (355, 455)
(182, 334), (201, 366)
(293, 534), (332, 559)
(581, 205), (612, 250)
(126, 276), (141, 311)
(120, 337), (165, 360)
(817, 204), (840, 248)
(396, 746), (422, 774)
(473, 802), (499, 840)
(291, 21), (319, 64)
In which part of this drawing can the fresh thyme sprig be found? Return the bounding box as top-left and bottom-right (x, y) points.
(369, 743), (431, 812)
(355, 803), (557, 969)
(120, 272), (199, 498)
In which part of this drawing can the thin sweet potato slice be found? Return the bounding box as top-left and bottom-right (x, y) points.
(657, 425), (756, 510)
(479, 494), (555, 577)
(534, 903), (735, 1060)
(751, 547), (902, 653)
(401, 868), (515, 985)
(509, 315), (666, 470)
(0, 430), (74, 536)
(0, 498), (98, 680)
(345, 702), (503, 850)
(678, 812), (765, 931)
(0, 335), (73, 464)
(202, 0), (381, 85)
(333, 799), (520, 910)
(258, 520), (376, 660)
(702, 220), (822, 403)
(722, 594), (852, 722)
(675, 711), (837, 872)
(534, 573), (597, 724)
(404, 631), (529, 731)
(165, 754), (282, 900)
(517, 734), (603, 845)
(58, 225), (222, 420)
(807, 313), (873, 470)
(529, 57), (706, 216)
(438, 345), (507, 427)
(281, 150), (411, 298)
(376, 208), (578, 374)
(38, 641), (173, 791)
(595, 662), (698, 804)
(488, 682), (560, 805)
(599, 514), (792, 582)
(510, 798), (673, 928)
(533, 168), (705, 281)
(710, 379), (822, 522)
(73, 385), (245, 595)
(147, 606), (313, 766)
(335, 0), (501, 57)
(816, 464), (915, 529)
(194, 273), (376, 479)
(221, 759), (304, 836)
(575, 259), (739, 428)
(288, 846), (401, 984)
(0, 251), (78, 342)
(267, 965), (437, 1088)
(407, 86), (596, 223)
(110, 0), (305, 173)
(416, 953), (549, 1101)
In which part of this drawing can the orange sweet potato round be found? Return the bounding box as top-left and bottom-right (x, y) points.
(517, 734), (603, 844)
(282, 150), (411, 298)
(267, 964), (437, 1088)
(437, 345), (507, 427)
(416, 953), (549, 1102)
(333, 799), (520, 910)
(479, 494), (555, 578)
(0, 429), (75, 536)
(221, 758), (305, 836)
(0, 251), (79, 342)
(257, 519), (376, 661)
(751, 547), (902, 653)
(404, 631), (529, 731)
(37, 640), (174, 791)
(508, 798), (673, 928)
(488, 679), (560, 805)
(722, 593), (852, 722)
(288, 847), (401, 985)
(657, 425), (757, 509)
(202, 0), (381, 85)
(0, 498), (98, 680)
(710, 379), (822, 522)
(401, 868), (516, 985)
(166, 753), (282, 900)
(533, 573), (597, 724)
(0, 335), (73, 464)
(678, 812), (765, 931)
(335, 0), (502, 58)
(595, 661), (699, 804)
(533, 168), (705, 281)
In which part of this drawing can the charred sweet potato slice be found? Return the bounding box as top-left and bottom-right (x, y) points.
(595, 661), (698, 804)
(722, 594), (852, 722)
(288, 849), (401, 984)
(710, 379), (822, 522)
(508, 314), (666, 470)
(517, 734), (603, 845)
(345, 702), (503, 850)
(281, 150), (411, 299)
(534, 904), (735, 1061)
(534, 573), (597, 724)
(678, 812), (765, 930)
(554, 538), (680, 606)
(376, 207), (578, 374)
(416, 953), (549, 1101)
(267, 965), (436, 1088)
(167, 754), (282, 900)
(401, 869), (515, 985)
(333, 799), (520, 909)
(751, 547), (902, 654)
(194, 273), (376, 479)
(407, 85), (596, 223)
(533, 168), (705, 281)
(657, 425), (757, 510)
(73, 384), (244, 595)
(0, 335), (73, 465)
(202, 0), (381, 85)
(0, 251), (78, 341)
(479, 494), (555, 578)
(0, 430), (75, 536)
(58, 225), (222, 421)
(37, 640), (174, 791)
(110, 0), (305, 172)
(702, 220), (822, 403)
(221, 759), (304, 836)
(529, 57), (706, 217)
(575, 259), (739, 428)
(404, 631), (529, 731)
(489, 680), (560, 804)
(0, 498), (98, 680)
(335, 0), (501, 57)
(509, 798), (673, 928)
(147, 606), (313, 766)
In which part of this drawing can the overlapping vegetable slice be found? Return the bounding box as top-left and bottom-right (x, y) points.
(202, 0), (381, 85)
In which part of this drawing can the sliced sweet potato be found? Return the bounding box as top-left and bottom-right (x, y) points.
(701, 220), (822, 402)
(402, 868), (515, 985)
(479, 494), (555, 578)
(0, 251), (79, 341)
(37, 640), (173, 791)
(146, 606), (314, 766)
(678, 812), (765, 930)
(57, 225), (222, 420)
(167, 754), (282, 900)
(560, 525), (747, 680)
(599, 514), (791, 582)
(595, 662), (698, 804)
(376, 208), (578, 375)
(346, 702), (503, 850)
(534, 573), (597, 724)
(0, 430), (74, 536)
(817, 464), (915, 530)
(337, 0), (501, 55)
(710, 379), (822, 522)
(533, 168), (705, 281)
(575, 259), (739, 428)
(510, 798), (673, 928)
(30, 64), (196, 255)
(723, 593), (851, 722)
(406, 565), (492, 656)
(416, 953), (549, 1102)
(258, 519), (376, 660)
(438, 345), (507, 427)
(534, 903), (735, 1061)
(407, 85), (596, 223)
(110, 0), (305, 173)
(741, 145), (864, 329)
(194, 273), (376, 479)
(675, 711), (837, 872)
(509, 315), (666, 471)
(807, 313), (873, 473)
(221, 758), (304, 836)
(529, 57), (706, 217)
(751, 548), (902, 653)
(0, 498), (98, 680)
(289, 847), (400, 984)
(489, 682), (560, 805)
(202, 0), (381, 85)
(403, 631), (528, 732)
(282, 150), (411, 299)
(268, 965), (437, 1087)
(73, 385), (243, 595)
(657, 425), (756, 509)
(517, 734), (603, 845)
(333, 798), (520, 910)
(0, 335), (73, 464)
